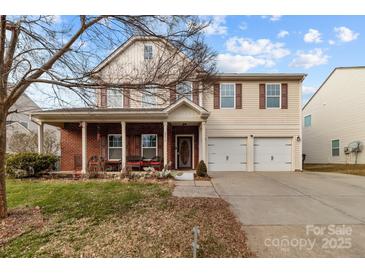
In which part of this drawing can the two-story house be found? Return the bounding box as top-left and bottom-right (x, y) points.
(303, 67), (365, 164)
(31, 36), (305, 173)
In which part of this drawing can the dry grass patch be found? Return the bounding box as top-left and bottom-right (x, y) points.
(1, 180), (253, 258)
(0, 207), (44, 245)
(304, 164), (365, 176)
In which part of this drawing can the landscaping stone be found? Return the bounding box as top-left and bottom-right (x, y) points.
(174, 172), (194, 181)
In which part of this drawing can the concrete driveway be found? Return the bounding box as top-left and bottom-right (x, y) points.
(211, 171), (365, 257)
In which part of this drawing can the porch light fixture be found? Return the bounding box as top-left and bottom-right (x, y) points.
(297, 136), (301, 142)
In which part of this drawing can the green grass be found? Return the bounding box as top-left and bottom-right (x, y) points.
(1, 179), (251, 258)
(6, 179), (170, 221)
(1, 179), (170, 257)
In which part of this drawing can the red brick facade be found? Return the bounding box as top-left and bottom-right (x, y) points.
(60, 122), (199, 171)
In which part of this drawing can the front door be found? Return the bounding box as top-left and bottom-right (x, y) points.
(177, 136), (192, 169)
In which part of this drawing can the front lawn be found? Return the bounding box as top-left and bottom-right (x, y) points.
(304, 164), (365, 176)
(0, 179), (252, 258)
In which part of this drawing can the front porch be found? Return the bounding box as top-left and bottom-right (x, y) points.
(32, 98), (209, 174)
(55, 121), (206, 173)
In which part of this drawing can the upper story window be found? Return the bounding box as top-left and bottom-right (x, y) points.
(332, 139), (340, 157)
(144, 45), (153, 60)
(108, 134), (122, 160)
(107, 89), (123, 108)
(304, 115), (312, 127)
(220, 83), (235, 108)
(142, 87), (157, 108)
(266, 83), (281, 108)
(176, 81), (192, 101)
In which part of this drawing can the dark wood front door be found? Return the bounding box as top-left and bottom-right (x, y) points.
(177, 136), (192, 169)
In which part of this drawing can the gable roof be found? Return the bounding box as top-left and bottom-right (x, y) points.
(93, 35), (183, 73)
(164, 97), (209, 117)
(302, 66), (365, 110)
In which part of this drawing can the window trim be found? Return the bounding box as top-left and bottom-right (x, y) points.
(141, 134), (158, 159)
(176, 81), (193, 101)
(144, 44), (153, 60)
(304, 114), (312, 127)
(220, 82), (236, 109)
(331, 139), (340, 157)
(106, 89), (124, 108)
(141, 86), (157, 108)
(265, 83), (281, 109)
(108, 134), (122, 161)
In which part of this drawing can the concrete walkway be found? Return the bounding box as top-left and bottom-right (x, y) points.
(211, 171), (365, 257)
(172, 179), (219, 198)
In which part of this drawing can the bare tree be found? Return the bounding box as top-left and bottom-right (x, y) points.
(0, 15), (216, 218)
(8, 130), (59, 154)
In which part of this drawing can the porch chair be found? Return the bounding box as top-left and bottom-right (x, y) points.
(144, 156), (164, 171)
(126, 156), (144, 171)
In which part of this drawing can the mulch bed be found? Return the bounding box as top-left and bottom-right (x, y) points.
(0, 207), (44, 246)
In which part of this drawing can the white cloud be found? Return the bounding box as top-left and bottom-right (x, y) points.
(289, 48), (329, 69)
(328, 40), (336, 45)
(304, 29), (322, 43)
(204, 16), (227, 35)
(270, 15), (282, 21)
(334, 26), (359, 42)
(277, 30), (289, 38)
(217, 53), (270, 73)
(226, 36), (290, 59)
(302, 86), (317, 95)
(51, 15), (62, 24)
(220, 36), (290, 72)
(239, 21), (248, 31)
(262, 15), (282, 21)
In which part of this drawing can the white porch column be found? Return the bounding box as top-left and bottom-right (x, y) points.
(81, 121), (87, 174)
(121, 121), (126, 170)
(201, 121), (206, 163)
(37, 122), (44, 154)
(163, 121), (168, 168)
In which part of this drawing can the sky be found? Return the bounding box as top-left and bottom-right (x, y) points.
(203, 15), (364, 104)
(25, 15), (365, 107)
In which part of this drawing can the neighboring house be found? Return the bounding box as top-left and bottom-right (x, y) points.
(6, 93), (60, 154)
(31, 36), (305, 173)
(303, 67), (365, 164)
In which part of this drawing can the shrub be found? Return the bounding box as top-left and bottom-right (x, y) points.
(196, 160), (208, 177)
(6, 152), (58, 178)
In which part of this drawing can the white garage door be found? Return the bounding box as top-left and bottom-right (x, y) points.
(254, 138), (292, 171)
(208, 138), (247, 171)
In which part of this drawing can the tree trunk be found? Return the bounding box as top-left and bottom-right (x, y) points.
(0, 106), (7, 219)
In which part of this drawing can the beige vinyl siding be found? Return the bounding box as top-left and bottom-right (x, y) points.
(203, 80), (302, 171)
(93, 38), (303, 170)
(303, 68), (365, 164)
(98, 40), (186, 108)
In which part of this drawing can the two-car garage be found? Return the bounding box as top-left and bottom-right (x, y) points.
(208, 137), (293, 171)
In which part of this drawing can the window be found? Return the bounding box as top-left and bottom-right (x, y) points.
(107, 89), (123, 108)
(332, 139), (340, 157)
(304, 115), (312, 127)
(220, 83), (235, 108)
(142, 134), (157, 159)
(144, 45), (153, 60)
(266, 83), (281, 108)
(108, 134), (122, 160)
(176, 81), (192, 100)
(142, 87), (157, 108)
